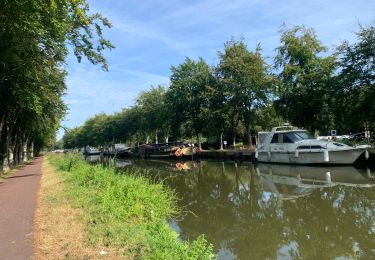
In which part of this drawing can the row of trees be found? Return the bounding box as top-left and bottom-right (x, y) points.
(0, 0), (113, 171)
(63, 22), (375, 149)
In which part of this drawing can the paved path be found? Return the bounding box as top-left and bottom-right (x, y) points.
(0, 157), (42, 260)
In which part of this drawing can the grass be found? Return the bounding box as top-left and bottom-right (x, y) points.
(35, 158), (103, 259)
(45, 153), (215, 259)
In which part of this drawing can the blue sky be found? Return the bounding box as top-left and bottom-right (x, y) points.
(59, 0), (375, 139)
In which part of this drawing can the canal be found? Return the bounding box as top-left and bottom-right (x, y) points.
(87, 156), (375, 259)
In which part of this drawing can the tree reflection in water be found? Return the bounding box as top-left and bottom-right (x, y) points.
(115, 159), (375, 259)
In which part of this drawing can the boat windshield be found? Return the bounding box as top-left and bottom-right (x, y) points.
(285, 132), (314, 142)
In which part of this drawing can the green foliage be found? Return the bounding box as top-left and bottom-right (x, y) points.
(215, 38), (273, 145)
(0, 0), (113, 167)
(335, 21), (375, 132)
(168, 57), (212, 138)
(48, 153), (215, 259)
(136, 85), (169, 142)
(274, 25), (336, 133)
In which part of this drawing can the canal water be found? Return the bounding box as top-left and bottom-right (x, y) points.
(86, 156), (375, 259)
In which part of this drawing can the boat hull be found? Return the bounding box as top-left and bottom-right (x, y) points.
(257, 148), (367, 165)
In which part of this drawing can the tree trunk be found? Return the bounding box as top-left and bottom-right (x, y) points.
(27, 141), (34, 159)
(247, 124), (253, 149)
(0, 126), (7, 173)
(165, 136), (169, 143)
(197, 134), (202, 149)
(0, 114), (4, 142)
(220, 132), (223, 150)
(146, 135), (150, 144)
(22, 139), (27, 162)
(155, 132), (158, 144)
(13, 140), (20, 166)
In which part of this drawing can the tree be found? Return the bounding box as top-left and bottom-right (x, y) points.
(203, 75), (231, 150)
(274, 25), (336, 134)
(215, 39), (273, 147)
(167, 57), (212, 146)
(136, 86), (169, 143)
(335, 22), (375, 132)
(0, 0), (113, 170)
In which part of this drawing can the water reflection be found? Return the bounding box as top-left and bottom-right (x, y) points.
(257, 164), (375, 201)
(90, 156), (375, 259)
(85, 155), (101, 163)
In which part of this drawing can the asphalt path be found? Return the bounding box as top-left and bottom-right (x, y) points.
(0, 157), (42, 260)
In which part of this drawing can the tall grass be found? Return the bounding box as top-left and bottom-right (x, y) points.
(48, 153), (215, 259)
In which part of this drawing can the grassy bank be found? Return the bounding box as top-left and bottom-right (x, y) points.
(44, 153), (214, 259)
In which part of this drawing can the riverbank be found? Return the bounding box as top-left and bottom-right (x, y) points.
(38, 153), (214, 259)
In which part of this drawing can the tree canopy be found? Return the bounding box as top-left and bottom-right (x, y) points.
(335, 22), (375, 132)
(0, 0), (113, 169)
(274, 25), (336, 133)
(62, 22), (375, 149)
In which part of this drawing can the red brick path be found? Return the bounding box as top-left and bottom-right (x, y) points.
(0, 157), (42, 260)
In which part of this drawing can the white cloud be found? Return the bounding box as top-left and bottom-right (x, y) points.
(58, 0), (375, 138)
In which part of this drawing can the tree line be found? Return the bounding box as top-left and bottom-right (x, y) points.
(63, 22), (375, 150)
(0, 0), (113, 171)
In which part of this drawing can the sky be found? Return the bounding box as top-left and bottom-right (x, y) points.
(58, 0), (375, 139)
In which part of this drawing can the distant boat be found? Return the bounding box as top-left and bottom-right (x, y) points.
(255, 124), (370, 165)
(113, 143), (133, 158)
(83, 146), (100, 156)
(136, 142), (198, 159)
(115, 148), (133, 158)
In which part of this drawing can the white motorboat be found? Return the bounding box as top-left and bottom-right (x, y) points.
(255, 125), (370, 165)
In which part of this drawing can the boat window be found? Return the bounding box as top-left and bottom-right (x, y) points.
(295, 132), (315, 139)
(271, 133), (294, 143)
(333, 142), (344, 147)
(285, 132), (314, 142)
(283, 134), (294, 143)
(297, 145), (323, 149)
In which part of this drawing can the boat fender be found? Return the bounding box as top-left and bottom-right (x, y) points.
(325, 172), (331, 183)
(267, 151), (271, 161)
(175, 148), (183, 157)
(324, 150), (329, 162)
(365, 150), (369, 160)
(294, 150), (299, 158)
(255, 151), (258, 159)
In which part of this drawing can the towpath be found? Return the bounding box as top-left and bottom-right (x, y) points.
(0, 157), (42, 260)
